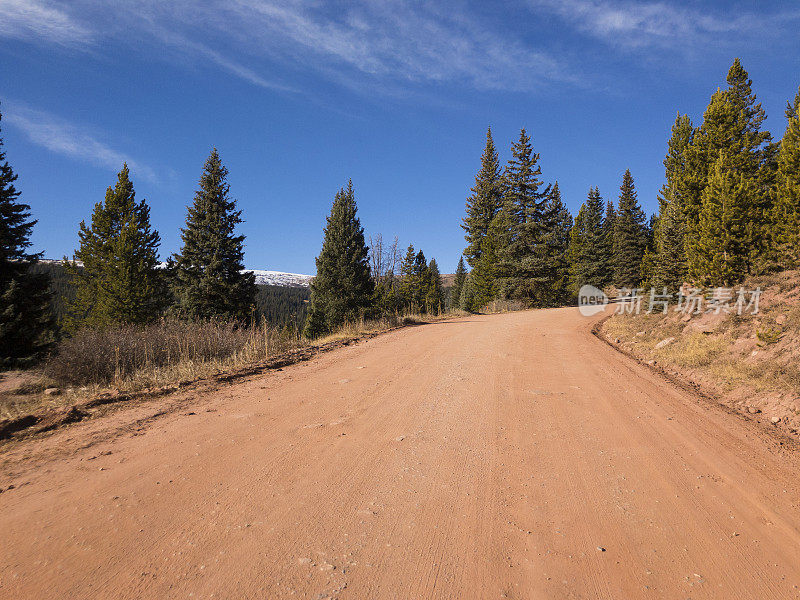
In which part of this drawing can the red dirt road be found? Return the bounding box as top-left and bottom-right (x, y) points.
(2, 308), (800, 599)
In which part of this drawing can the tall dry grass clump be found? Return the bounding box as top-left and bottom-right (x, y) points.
(44, 319), (300, 388)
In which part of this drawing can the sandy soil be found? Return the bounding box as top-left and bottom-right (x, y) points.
(1, 307), (800, 599)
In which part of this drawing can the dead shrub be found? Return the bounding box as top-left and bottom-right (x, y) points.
(44, 319), (299, 387)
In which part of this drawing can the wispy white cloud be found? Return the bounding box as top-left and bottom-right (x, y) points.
(0, 0), (92, 45)
(530, 0), (800, 48)
(4, 103), (158, 182)
(197, 0), (576, 91)
(0, 0), (578, 94)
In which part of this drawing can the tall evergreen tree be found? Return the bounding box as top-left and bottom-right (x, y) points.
(535, 182), (573, 305)
(172, 149), (255, 321)
(425, 258), (444, 314)
(464, 226), (499, 312)
(685, 60), (773, 280)
(771, 93), (800, 268)
(600, 200), (616, 288)
(652, 114), (693, 289)
(0, 107), (54, 365)
(450, 256), (467, 309)
(694, 152), (756, 285)
(496, 128), (551, 302)
(68, 164), (164, 329)
(412, 249), (430, 312)
(612, 170), (648, 288)
(399, 244), (418, 311)
(568, 187), (606, 292)
(652, 198), (687, 290)
(462, 128), (503, 268)
(303, 180), (373, 337)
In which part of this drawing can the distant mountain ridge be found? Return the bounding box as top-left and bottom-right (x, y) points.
(39, 259), (313, 288)
(246, 270), (313, 288)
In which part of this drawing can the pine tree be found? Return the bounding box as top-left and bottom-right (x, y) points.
(68, 164), (164, 329)
(0, 107), (54, 365)
(568, 188), (606, 293)
(694, 153), (756, 285)
(685, 60), (773, 279)
(462, 128), (503, 268)
(459, 271), (476, 312)
(399, 244), (417, 311)
(450, 256), (467, 310)
(412, 249), (430, 312)
(535, 182), (572, 305)
(652, 198), (687, 290)
(600, 200), (616, 288)
(772, 96), (800, 268)
(465, 230), (499, 312)
(496, 128), (551, 302)
(172, 149), (255, 321)
(303, 180), (373, 337)
(425, 258), (444, 314)
(652, 114), (693, 289)
(612, 170), (647, 288)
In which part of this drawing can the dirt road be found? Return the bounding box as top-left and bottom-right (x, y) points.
(2, 308), (800, 599)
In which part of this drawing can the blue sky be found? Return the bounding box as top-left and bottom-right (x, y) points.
(1, 0), (799, 274)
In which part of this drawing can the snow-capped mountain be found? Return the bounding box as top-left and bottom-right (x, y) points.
(247, 270), (313, 288)
(41, 260), (312, 288)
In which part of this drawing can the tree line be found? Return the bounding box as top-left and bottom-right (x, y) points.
(2, 57), (799, 364)
(0, 104), (445, 365)
(0, 123), (260, 365)
(454, 58), (800, 310)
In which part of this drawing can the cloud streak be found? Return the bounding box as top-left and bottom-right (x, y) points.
(4, 104), (158, 182)
(0, 0), (578, 94)
(530, 0), (800, 49)
(0, 0), (92, 45)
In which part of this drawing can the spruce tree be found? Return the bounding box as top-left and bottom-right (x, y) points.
(568, 188), (606, 293)
(612, 170), (648, 288)
(425, 258), (443, 314)
(459, 271), (477, 312)
(462, 128), (503, 268)
(172, 149), (256, 321)
(535, 182), (572, 305)
(694, 153), (755, 285)
(0, 108), (54, 365)
(303, 180), (373, 337)
(412, 249), (430, 312)
(653, 198), (687, 290)
(465, 230), (499, 312)
(496, 128), (551, 302)
(772, 96), (800, 268)
(600, 200), (616, 288)
(450, 256), (467, 310)
(68, 164), (164, 329)
(685, 60), (773, 280)
(652, 114), (693, 289)
(399, 244), (417, 311)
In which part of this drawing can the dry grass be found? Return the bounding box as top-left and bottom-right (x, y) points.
(2, 309), (469, 421)
(44, 319), (301, 389)
(601, 270), (800, 429)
